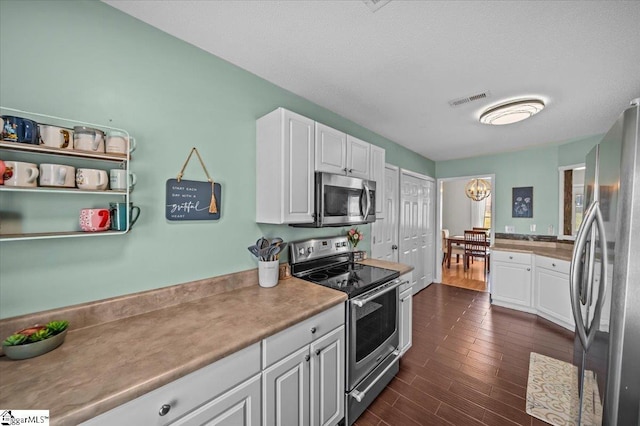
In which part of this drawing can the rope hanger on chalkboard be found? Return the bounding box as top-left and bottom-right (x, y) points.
(177, 147), (218, 214)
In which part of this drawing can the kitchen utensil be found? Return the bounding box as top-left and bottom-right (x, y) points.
(256, 237), (269, 250)
(109, 169), (137, 191)
(109, 202), (141, 231)
(39, 124), (72, 149)
(76, 168), (108, 190)
(248, 245), (260, 258)
(106, 130), (136, 154)
(2, 116), (39, 144)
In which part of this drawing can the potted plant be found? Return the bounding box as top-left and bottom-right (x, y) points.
(2, 320), (69, 360)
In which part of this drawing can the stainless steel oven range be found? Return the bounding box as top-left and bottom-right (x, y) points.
(290, 236), (406, 425)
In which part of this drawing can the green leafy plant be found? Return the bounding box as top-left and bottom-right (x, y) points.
(46, 320), (69, 335)
(2, 319), (69, 346)
(3, 334), (28, 346)
(28, 329), (52, 343)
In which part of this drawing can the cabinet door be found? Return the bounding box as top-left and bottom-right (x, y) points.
(535, 267), (574, 330)
(399, 288), (413, 356)
(346, 135), (370, 179)
(171, 374), (261, 426)
(315, 123), (347, 175)
(257, 108), (315, 224)
(491, 261), (532, 309)
(263, 345), (310, 426)
(310, 326), (344, 426)
(369, 145), (385, 218)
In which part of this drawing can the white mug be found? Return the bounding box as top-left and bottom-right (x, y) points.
(74, 126), (105, 153)
(39, 125), (73, 150)
(76, 168), (108, 190)
(109, 169), (137, 191)
(3, 161), (39, 187)
(39, 164), (76, 187)
(106, 130), (136, 154)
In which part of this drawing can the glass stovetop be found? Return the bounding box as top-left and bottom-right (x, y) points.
(302, 262), (399, 297)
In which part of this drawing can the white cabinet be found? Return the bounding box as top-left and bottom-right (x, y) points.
(398, 272), (413, 356)
(256, 108), (315, 224)
(0, 107), (132, 241)
(534, 256), (574, 331)
(314, 123), (369, 180)
(82, 343), (262, 426)
(315, 122), (347, 176)
(369, 144), (385, 219)
(345, 135), (370, 179)
(262, 304), (345, 426)
(491, 251), (534, 312)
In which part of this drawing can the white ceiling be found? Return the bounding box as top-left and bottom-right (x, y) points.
(103, 0), (640, 161)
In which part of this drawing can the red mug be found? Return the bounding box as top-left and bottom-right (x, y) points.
(79, 208), (111, 232)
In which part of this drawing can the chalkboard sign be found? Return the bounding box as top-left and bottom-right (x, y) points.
(165, 179), (222, 221)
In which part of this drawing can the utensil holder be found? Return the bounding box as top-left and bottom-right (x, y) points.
(258, 260), (279, 288)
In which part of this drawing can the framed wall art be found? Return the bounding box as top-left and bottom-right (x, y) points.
(512, 186), (533, 218)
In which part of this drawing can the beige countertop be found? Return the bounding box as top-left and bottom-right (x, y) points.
(492, 242), (574, 261)
(358, 258), (414, 275)
(0, 277), (347, 425)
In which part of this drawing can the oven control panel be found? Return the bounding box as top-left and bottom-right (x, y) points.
(290, 236), (351, 264)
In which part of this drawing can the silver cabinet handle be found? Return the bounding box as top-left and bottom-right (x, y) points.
(159, 404), (171, 416)
(509, 256), (513, 259)
(552, 263), (556, 267)
(305, 354), (310, 362)
(349, 169), (353, 173)
(526, 268), (530, 271)
(315, 349), (321, 356)
(343, 167), (347, 173)
(391, 245), (398, 250)
(310, 327), (317, 334)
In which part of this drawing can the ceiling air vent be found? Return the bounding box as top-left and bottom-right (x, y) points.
(363, 0), (392, 12)
(448, 91), (491, 108)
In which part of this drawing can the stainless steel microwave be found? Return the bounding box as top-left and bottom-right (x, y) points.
(293, 172), (376, 227)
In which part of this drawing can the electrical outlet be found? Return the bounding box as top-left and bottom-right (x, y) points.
(505, 225), (515, 233)
(530, 224), (536, 232)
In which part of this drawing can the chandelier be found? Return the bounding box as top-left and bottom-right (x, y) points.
(465, 178), (491, 201)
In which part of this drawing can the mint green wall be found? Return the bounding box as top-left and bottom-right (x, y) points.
(0, 0), (434, 319)
(436, 135), (600, 235)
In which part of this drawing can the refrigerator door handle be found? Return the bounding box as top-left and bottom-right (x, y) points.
(570, 200), (599, 350)
(585, 203), (608, 347)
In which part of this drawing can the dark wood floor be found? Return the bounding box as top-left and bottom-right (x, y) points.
(355, 283), (575, 426)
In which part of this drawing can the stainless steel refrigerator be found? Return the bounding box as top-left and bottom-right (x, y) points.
(570, 98), (640, 425)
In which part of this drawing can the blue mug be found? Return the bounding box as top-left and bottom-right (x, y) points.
(109, 202), (141, 231)
(2, 116), (39, 144)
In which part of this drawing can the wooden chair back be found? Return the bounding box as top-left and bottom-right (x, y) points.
(464, 230), (487, 256)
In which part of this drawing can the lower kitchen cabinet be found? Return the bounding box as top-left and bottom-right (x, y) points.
(398, 272), (414, 356)
(534, 256), (574, 330)
(490, 251), (534, 312)
(171, 374), (261, 425)
(262, 305), (345, 426)
(399, 288), (413, 356)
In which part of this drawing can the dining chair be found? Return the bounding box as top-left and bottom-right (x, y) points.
(442, 229), (464, 266)
(464, 230), (490, 276)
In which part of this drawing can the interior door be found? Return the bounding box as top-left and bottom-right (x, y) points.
(371, 165), (399, 262)
(422, 179), (435, 286)
(399, 172), (421, 290)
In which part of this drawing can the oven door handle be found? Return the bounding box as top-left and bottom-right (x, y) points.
(350, 349), (401, 402)
(351, 279), (405, 307)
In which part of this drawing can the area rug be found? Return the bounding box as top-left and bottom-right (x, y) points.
(526, 352), (602, 426)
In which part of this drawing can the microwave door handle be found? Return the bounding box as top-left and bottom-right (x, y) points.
(570, 200), (598, 350)
(363, 182), (371, 221)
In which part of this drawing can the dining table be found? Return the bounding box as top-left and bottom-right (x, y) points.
(446, 235), (491, 268)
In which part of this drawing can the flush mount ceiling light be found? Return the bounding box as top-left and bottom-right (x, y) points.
(479, 99), (545, 125)
(465, 178), (491, 202)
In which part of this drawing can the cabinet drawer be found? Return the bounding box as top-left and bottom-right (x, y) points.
(399, 272), (413, 292)
(535, 255), (570, 275)
(492, 250), (531, 265)
(263, 303), (345, 368)
(82, 343), (261, 426)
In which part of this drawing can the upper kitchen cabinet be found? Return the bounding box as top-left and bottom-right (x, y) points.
(315, 122), (347, 175)
(315, 123), (370, 180)
(369, 144), (385, 218)
(256, 108), (315, 224)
